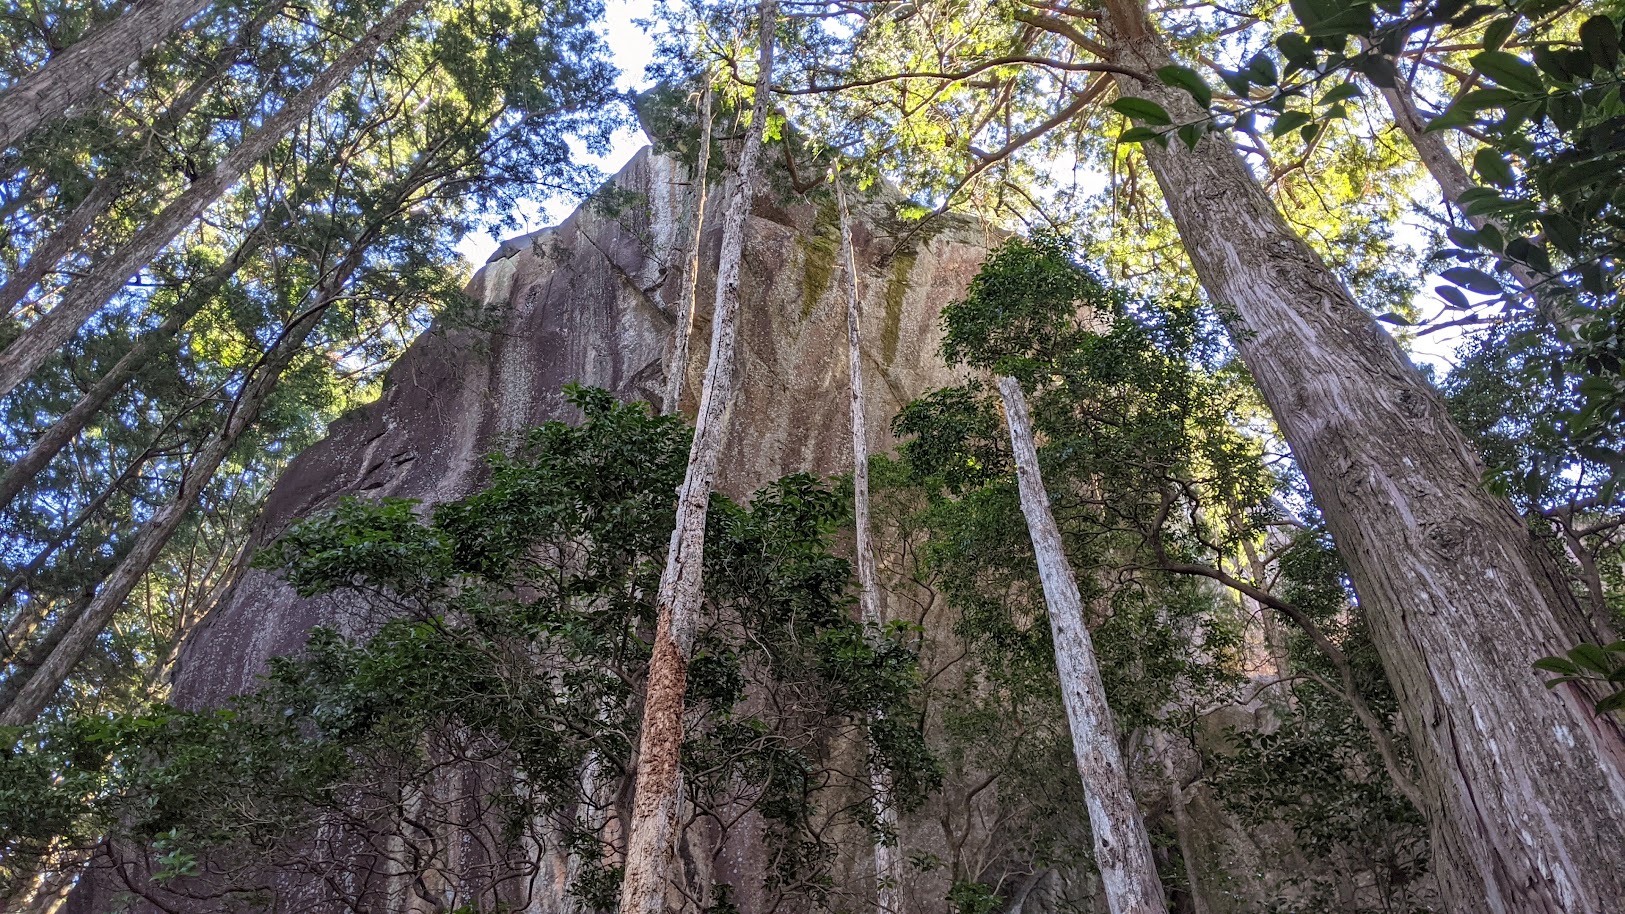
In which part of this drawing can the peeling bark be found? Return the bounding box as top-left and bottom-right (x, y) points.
(1099, 1), (1625, 908)
(616, 5), (777, 912)
(996, 373), (1167, 914)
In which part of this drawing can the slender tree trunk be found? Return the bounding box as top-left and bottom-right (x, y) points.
(0, 179), (121, 319)
(1099, 1), (1625, 909)
(995, 374), (1167, 914)
(0, 202), (294, 514)
(616, 5), (775, 912)
(836, 172), (903, 914)
(661, 80), (713, 416)
(0, 0), (427, 403)
(0, 265), (346, 725)
(0, 0), (214, 151)
(1153, 731), (1209, 914)
(0, 0), (285, 319)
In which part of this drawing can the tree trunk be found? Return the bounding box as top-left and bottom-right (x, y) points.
(0, 0), (214, 151)
(616, 5), (776, 912)
(0, 0), (427, 403)
(0, 262), (348, 726)
(0, 0), (285, 319)
(0, 201), (294, 514)
(661, 80), (712, 416)
(0, 179), (121, 319)
(836, 172), (903, 914)
(1153, 731), (1210, 914)
(995, 373), (1168, 914)
(1099, 1), (1625, 909)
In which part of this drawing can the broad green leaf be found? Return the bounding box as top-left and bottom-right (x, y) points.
(1484, 16), (1519, 53)
(1271, 109), (1311, 137)
(1110, 96), (1172, 125)
(1471, 50), (1546, 94)
(1474, 148), (1516, 186)
(1580, 15), (1621, 71)
(1441, 266), (1504, 294)
(1157, 65), (1212, 108)
(1318, 82), (1362, 105)
(1539, 211), (1583, 256)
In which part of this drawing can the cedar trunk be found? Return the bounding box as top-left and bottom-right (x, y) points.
(616, 5), (777, 912)
(0, 254), (355, 726)
(996, 374), (1168, 914)
(0, 0), (427, 402)
(0, 0), (213, 150)
(1100, 1), (1625, 909)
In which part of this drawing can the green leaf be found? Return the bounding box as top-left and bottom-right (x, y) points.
(1471, 50), (1547, 94)
(1539, 211), (1583, 257)
(1318, 82), (1362, 106)
(1435, 284), (1472, 309)
(1375, 312), (1412, 325)
(1247, 53), (1279, 87)
(1272, 109), (1312, 137)
(1571, 644), (1615, 674)
(1118, 126), (1164, 144)
(1474, 148), (1516, 186)
(1580, 15), (1621, 71)
(1483, 16), (1519, 53)
(1157, 65), (1213, 108)
(1110, 97), (1172, 126)
(1178, 122), (1205, 149)
(1596, 691), (1625, 714)
(1534, 656), (1580, 675)
(1441, 266), (1504, 294)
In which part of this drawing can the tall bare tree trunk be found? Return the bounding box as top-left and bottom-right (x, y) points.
(0, 0), (214, 151)
(0, 0), (427, 403)
(835, 172), (903, 914)
(616, 5), (776, 912)
(0, 0), (285, 319)
(0, 179), (121, 319)
(995, 373), (1167, 914)
(661, 80), (713, 416)
(1099, 1), (1625, 909)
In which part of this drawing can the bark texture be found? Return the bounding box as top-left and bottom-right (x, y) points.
(617, 6), (777, 913)
(661, 82), (712, 416)
(0, 0), (285, 320)
(0, 0), (213, 151)
(0, 0), (426, 402)
(837, 173), (902, 914)
(996, 374), (1168, 914)
(1100, 1), (1625, 909)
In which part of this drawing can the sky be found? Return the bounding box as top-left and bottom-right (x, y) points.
(454, 0), (658, 268)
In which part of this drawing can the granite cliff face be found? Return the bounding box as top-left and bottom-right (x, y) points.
(140, 145), (1000, 913)
(172, 146), (992, 705)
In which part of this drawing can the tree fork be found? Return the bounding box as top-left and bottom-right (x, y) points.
(1098, 0), (1625, 908)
